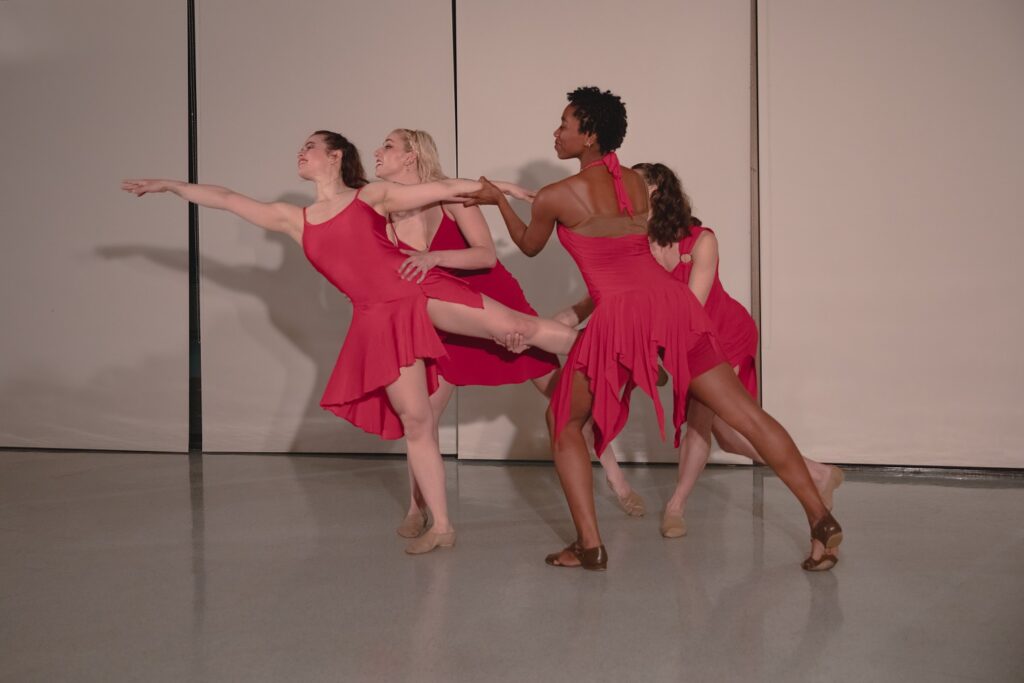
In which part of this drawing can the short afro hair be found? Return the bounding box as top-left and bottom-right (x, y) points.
(566, 86), (627, 153)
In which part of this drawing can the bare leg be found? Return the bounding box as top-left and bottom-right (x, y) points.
(665, 397), (715, 517)
(532, 370), (640, 513)
(711, 417), (842, 509)
(384, 361), (453, 551)
(544, 369), (604, 567)
(427, 296), (577, 355)
(399, 378), (455, 537)
(688, 364), (838, 562)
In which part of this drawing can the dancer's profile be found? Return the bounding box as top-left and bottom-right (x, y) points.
(122, 130), (578, 555)
(463, 87), (843, 571)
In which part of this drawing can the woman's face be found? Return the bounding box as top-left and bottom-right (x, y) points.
(297, 134), (337, 180)
(373, 131), (415, 180)
(553, 105), (593, 160)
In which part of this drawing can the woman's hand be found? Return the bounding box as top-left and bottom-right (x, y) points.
(121, 179), (172, 197)
(494, 331), (528, 354)
(398, 249), (442, 283)
(460, 177), (535, 206)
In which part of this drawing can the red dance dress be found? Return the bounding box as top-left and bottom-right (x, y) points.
(404, 211), (560, 386)
(550, 154), (725, 456)
(302, 191), (483, 439)
(671, 225), (759, 399)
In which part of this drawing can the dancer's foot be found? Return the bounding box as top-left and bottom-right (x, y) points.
(544, 541), (608, 571)
(659, 508), (687, 538)
(818, 465), (844, 511)
(606, 478), (646, 517)
(405, 527), (455, 555)
(396, 509), (429, 538)
(802, 512), (843, 571)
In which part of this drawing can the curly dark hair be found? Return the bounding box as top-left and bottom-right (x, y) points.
(566, 86), (627, 153)
(631, 162), (700, 247)
(314, 130), (368, 188)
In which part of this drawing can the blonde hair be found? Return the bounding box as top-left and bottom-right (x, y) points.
(394, 128), (448, 183)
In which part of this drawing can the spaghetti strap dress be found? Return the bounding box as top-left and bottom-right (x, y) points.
(549, 154), (725, 456)
(397, 210), (560, 385)
(672, 225), (759, 399)
(302, 191), (483, 439)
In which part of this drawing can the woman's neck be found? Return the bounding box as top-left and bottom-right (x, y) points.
(577, 148), (605, 169)
(313, 175), (350, 202)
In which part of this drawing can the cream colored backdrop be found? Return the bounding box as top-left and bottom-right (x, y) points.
(758, 0), (1024, 466)
(195, 0), (457, 453)
(0, 1), (189, 450)
(454, 0), (752, 461)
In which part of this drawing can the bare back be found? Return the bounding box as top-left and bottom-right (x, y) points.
(550, 166), (650, 237)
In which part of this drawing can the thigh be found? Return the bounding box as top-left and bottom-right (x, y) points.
(688, 362), (763, 437)
(426, 294), (521, 339)
(384, 360), (433, 427)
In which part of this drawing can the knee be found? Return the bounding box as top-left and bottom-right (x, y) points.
(552, 418), (585, 454)
(397, 408), (434, 442)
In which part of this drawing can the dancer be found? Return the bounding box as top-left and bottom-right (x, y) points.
(122, 130), (578, 555)
(374, 129), (646, 538)
(632, 162), (844, 538)
(463, 87), (842, 571)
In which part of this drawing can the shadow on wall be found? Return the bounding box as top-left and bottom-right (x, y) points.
(95, 192), (359, 453)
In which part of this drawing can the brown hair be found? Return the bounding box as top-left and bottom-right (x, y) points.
(313, 130), (368, 188)
(631, 162), (698, 247)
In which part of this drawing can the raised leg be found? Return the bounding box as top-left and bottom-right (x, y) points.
(427, 296), (577, 355)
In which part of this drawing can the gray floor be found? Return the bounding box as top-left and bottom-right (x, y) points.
(1, 451), (1022, 683)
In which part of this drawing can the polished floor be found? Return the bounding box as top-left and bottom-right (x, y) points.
(1, 451), (1022, 682)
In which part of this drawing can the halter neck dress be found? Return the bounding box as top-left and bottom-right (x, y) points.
(302, 190), (483, 439)
(672, 224), (758, 399)
(549, 154), (725, 455)
(396, 209), (560, 385)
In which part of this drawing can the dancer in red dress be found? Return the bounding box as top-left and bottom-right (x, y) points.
(375, 129), (646, 538)
(123, 130), (577, 555)
(633, 162), (844, 538)
(463, 87), (843, 571)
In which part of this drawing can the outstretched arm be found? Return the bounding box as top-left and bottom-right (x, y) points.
(121, 179), (303, 243)
(462, 178), (557, 257)
(362, 179), (532, 215)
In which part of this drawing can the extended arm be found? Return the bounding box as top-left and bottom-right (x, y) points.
(121, 179), (303, 242)
(463, 179), (558, 257)
(363, 179), (532, 215)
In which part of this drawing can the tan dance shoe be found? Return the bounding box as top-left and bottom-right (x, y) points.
(396, 510), (429, 539)
(659, 509), (687, 538)
(405, 528), (456, 555)
(613, 487), (647, 517)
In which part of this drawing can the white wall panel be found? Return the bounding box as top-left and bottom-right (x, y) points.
(0, 1), (188, 450)
(456, 0), (752, 461)
(758, 0), (1024, 466)
(196, 1), (456, 453)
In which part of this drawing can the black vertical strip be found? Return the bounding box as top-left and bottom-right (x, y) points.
(451, 0), (459, 457)
(187, 0), (202, 452)
(452, 0), (459, 177)
(750, 0), (762, 405)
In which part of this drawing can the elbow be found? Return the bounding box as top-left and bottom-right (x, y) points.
(522, 246), (542, 257)
(481, 252), (497, 269)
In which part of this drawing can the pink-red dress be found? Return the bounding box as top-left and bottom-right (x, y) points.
(549, 155), (725, 456)
(302, 192), (483, 439)
(672, 225), (759, 399)
(404, 211), (560, 385)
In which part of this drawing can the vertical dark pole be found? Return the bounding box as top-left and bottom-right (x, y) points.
(187, 0), (202, 453)
(451, 0), (459, 457)
(750, 0), (762, 405)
